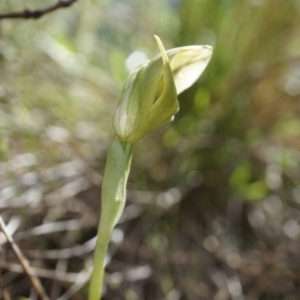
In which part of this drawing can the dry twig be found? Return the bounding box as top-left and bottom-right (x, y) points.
(0, 216), (50, 300)
(0, 0), (77, 20)
(0, 259), (90, 283)
(0, 275), (12, 300)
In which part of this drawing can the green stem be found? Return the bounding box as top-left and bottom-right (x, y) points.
(89, 139), (132, 300)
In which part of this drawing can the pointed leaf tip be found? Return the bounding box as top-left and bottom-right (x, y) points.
(154, 35), (169, 65)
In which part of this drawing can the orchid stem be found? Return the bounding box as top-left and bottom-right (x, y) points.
(88, 139), (132, 300)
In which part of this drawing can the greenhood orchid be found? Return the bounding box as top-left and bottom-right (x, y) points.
(89, 36), (213, 300)
(113, 35), (213, 145)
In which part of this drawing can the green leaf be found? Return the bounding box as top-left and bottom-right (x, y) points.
(100, 139), (132, 232)
(230, 162), (252, 189)
(240, 181), (268, 201)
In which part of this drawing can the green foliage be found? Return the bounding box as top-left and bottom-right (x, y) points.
(230, 162), (268, 200)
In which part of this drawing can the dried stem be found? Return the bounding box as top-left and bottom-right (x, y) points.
(0, 0), (77, 20)
(0, 216), (50, 300)
(0, 275), (12, 300)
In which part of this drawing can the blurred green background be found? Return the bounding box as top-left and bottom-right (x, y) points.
(1, 0), (300, 299)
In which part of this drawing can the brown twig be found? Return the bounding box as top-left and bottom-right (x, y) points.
(0, 259), (90, 283)
(0, 288), (12, 300)
(0, 0), (77, 20)
(0, 275), (12, 300)
(0, 216), (50, 300)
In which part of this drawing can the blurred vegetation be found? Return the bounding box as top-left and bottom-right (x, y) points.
(1, 0), (300, 299)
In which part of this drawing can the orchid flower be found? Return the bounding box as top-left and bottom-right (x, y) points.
(113, 35), (213, 145)
(89, 36), (213, 300)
